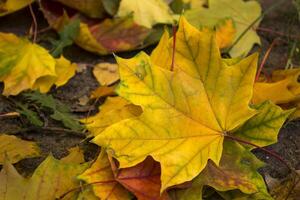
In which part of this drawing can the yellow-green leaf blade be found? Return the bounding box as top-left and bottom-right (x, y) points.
(26, 155), (88, 200)
(0, 33), (56, 96)
(0, 160), (28, 200)
(117, 0), (174, 28)
(234, 101), (293, 149)
(93, 52), (224, 191)
(184, 0), (261, 57)
(173, 17), (258, 130)
(0, 0), (33, 17)
(83, 97), (142, 136)
(170, 141), (272, 200)
(0, 155), (88, 200)
(0, 134), (40, 165)
(94, 17), (260, 192)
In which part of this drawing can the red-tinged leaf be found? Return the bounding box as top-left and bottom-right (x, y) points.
(39, 0), (151, 55)
(116, 157), (170, 200)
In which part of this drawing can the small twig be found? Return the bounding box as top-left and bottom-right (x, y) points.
(256, 27), (300, 40)
(255, 38), (279, 82)
(29, 4), (38, 43)
(37, 26), (52, 34)
(13, 126), (86, 138)
(225, 135), (292, 170)
(0, 112), (20, 119)
(171, 25), (177, 71)
(84, 97), (101, 124)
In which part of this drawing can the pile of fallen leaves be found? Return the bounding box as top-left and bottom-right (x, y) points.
(0, 0), (300, 200)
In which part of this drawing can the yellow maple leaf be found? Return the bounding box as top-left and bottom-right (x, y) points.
(93, 17), (258, 191)
(117, 0), (174, 28)
(83, 97), (142, 136)
(0, 0), (33, 17)
(0, 33), (76, 96)
(150, 18), (236, 69)
(253, 68), (300, 105)
(253, 68), (300, 119)
(93, 62), (119, 86)
(0, 155), (88, 200)
(0, 134), (40, 165)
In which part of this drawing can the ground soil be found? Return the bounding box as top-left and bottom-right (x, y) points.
(0, 0), (299, 199)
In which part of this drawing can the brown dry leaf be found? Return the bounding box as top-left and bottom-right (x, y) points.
(116, 157), (170, 200)
(78, 151), (131, 200)
(265, 170), (300, 200)
(56, 0), (105, 18)
(0, 134), (40, 165)
(40, 0), (151, 55)
(93, 62), (119, 86)
(90, 85), (116, 99)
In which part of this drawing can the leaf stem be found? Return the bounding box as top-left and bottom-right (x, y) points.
(13, 126), (86, 138)
(29, 4), (37, 43)
(255, 38), (279, 81)
(225, 135), (291, 170)
(256, 27), (300, 40)
(227, 0), (287, 53)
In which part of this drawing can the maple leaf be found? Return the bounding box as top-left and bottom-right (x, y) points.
(84, 96), (142, 136)
(93, 62), (120, 86)
(0, 33), (76, 96)
(0, 134), (40, 165)
(0, 0), (33, 17)
(253, 68), (300, 119)
(170, 140), (272, 200)
(234, 101), (293, 149)
(0, 155), (88, 200)
(150, 20), (235, 70)
(40, 0), (151, 55)
(253, 69), (300, 105)
(78, 151), (131, 200)
(93, 17), (259, 191)
(184, 0), (261, 57)
(117, 0), (174, 28)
